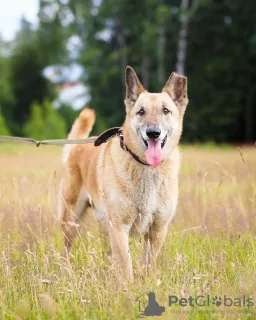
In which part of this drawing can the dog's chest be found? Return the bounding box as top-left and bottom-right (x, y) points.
(128, 174), (160, 235)
(132, 170), (160, 215)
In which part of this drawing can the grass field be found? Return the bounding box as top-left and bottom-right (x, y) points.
(0, 143), (256, 319)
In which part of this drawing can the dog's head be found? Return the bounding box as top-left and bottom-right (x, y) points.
(123, 66), (188, 167)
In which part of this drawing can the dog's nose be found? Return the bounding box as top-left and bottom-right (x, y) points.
(146, 126), (161, 139)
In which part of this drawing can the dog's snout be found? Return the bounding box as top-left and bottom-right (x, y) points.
(146, 126), (161, 139)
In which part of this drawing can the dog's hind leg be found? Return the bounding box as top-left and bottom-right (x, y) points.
(59, 169), (91, 256)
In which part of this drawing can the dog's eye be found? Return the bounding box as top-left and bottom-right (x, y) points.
(163, 108), (171, 115)
(137, 108), (145, 116)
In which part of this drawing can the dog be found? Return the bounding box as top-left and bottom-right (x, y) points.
(59, 66), (188, 281)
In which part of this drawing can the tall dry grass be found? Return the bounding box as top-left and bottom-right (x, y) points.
(0, 143), (255, 319)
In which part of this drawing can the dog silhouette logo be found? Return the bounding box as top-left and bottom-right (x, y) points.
(136, 291), (165, 317)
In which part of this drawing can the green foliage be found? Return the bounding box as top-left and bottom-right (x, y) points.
(24, 102), (45, 140)
(0, 0), (256, 142)
(38, 1), (69, 65)
(8, 18), (55, 134)
(0, 108), (10, 136)
(57, 104), (79, 132)
(24, 101), (67, 139)
(69, 0), (256, 142)
(0, 54), (14, 126)
(184, 0), (256, 142)
(43, 100), (67, 139)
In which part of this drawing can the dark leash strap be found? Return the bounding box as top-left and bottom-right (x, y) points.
(93, 127), (123, 146)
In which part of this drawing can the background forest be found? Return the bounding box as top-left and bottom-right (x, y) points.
(0, 0), (255, 143)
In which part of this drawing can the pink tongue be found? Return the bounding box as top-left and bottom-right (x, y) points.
(145, 140), (163, 167)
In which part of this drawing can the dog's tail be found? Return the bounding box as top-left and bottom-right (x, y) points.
(68, 108), (95, 139)
(62, 108), (96, 164)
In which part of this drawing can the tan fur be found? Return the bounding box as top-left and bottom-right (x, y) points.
(62, 108), (95, 164)
(59, 67), (188, 282)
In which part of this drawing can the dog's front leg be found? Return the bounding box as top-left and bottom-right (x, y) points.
(144, 222), (169, 267)
(109, 222), (133, 282)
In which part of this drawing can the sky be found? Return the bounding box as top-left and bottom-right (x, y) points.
(0, 0), (38, 41)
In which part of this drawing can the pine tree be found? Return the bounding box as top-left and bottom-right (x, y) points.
(24, 102), (45, 140)
(24, 101), (67, 139)
(43, 100), (67, 139)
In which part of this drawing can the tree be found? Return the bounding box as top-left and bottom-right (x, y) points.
(176, 0), (198, 75)
(184, 0), (256, 142)
(24, 101), (66, 139)
(43, 100), (67, 139)
(38, 0), (69, 65)
(8, 0), (256, 142)
(58, 104), (79, 133)
(62, 0), (178, 132)
(0, 108), (10, 136)
(9, 18), (55, 134)
(24, 102), (45, 140)
(0, 47), (14, 127)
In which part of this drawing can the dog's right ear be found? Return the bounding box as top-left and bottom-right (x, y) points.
(125, 66), (145, 110)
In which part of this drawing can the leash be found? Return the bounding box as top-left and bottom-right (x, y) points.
(0, 127), (123, 147)
(0, 135), (97, 147)
(0, 127), (149, 166)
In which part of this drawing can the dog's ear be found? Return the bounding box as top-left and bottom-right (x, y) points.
(125, 66), (145, 109)
(162, 73), (188, 110)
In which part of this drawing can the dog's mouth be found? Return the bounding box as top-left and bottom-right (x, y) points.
(142, 135), (167, 149)
(141, 135), (167, 167)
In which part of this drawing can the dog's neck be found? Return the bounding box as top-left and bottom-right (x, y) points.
(122, 126), (149, 163)
(119, 136), (149, 166)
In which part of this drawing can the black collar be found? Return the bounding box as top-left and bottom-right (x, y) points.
(94, 127), (149, 166)
(119, 136), (149, 166)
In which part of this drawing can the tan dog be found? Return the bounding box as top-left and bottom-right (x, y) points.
(59, 66), (188, 281)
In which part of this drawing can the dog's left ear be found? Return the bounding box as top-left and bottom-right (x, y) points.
(162, 73), (188, 110)
(125, 66), (145, 110)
